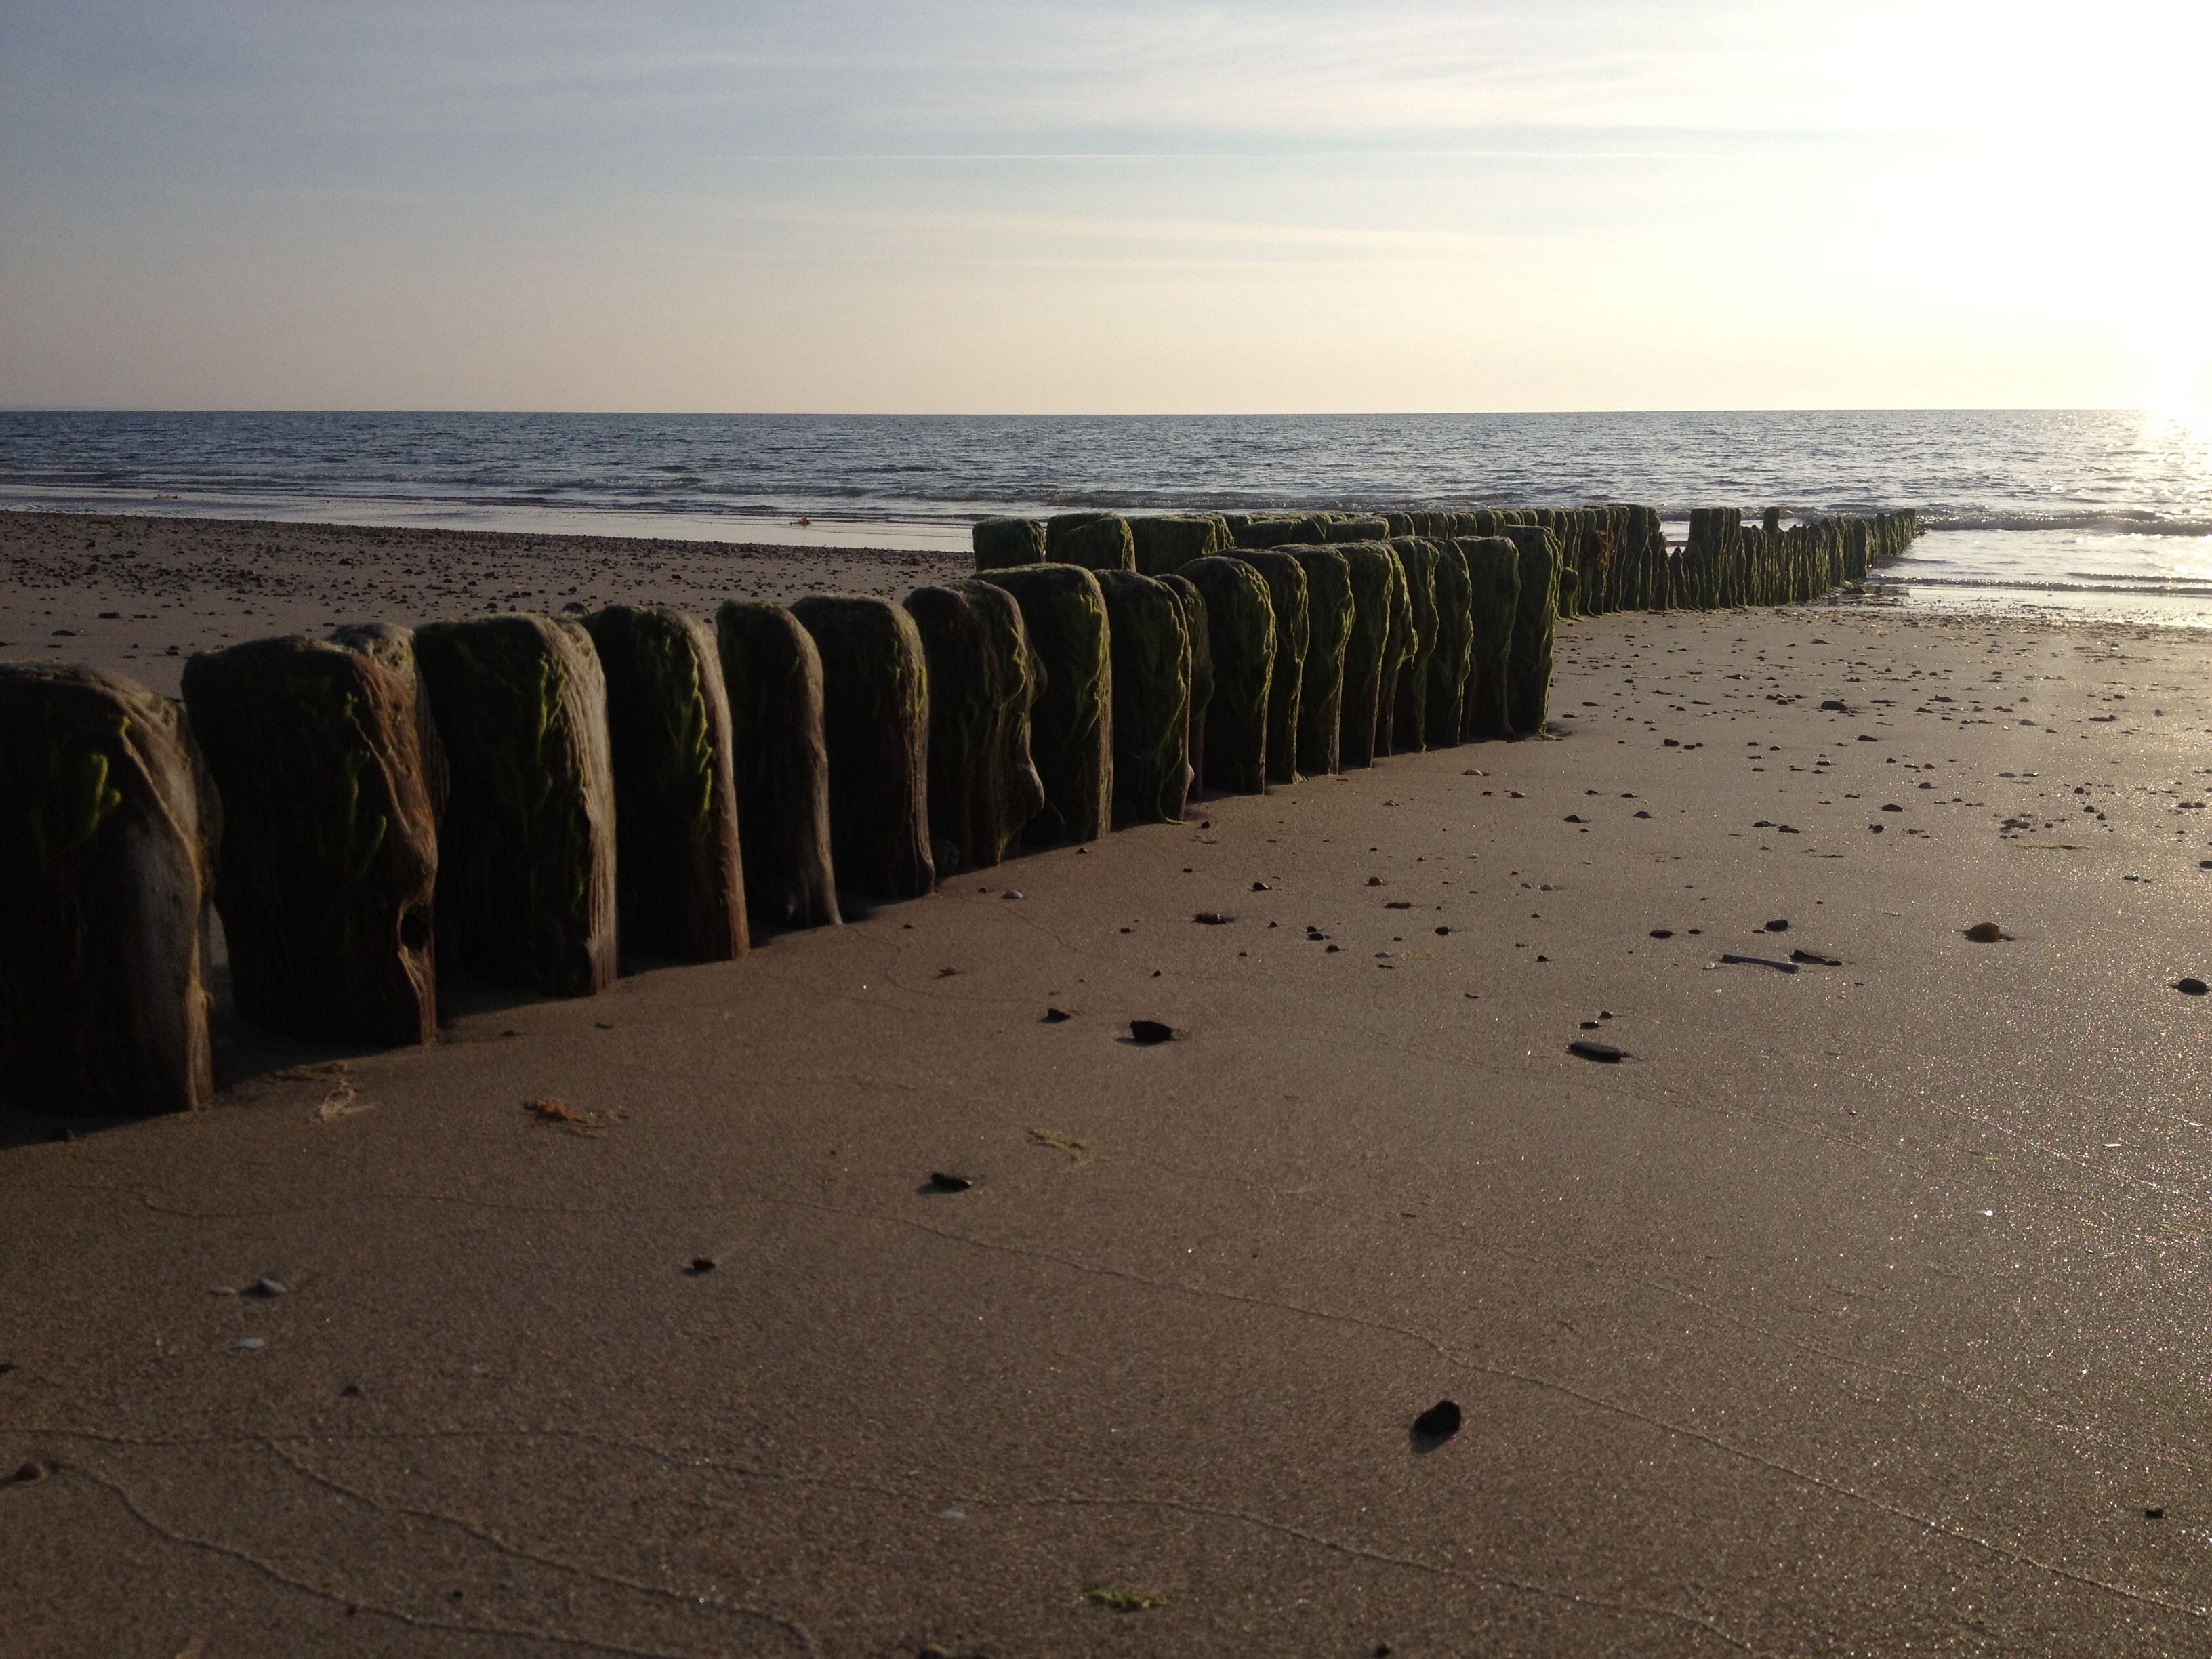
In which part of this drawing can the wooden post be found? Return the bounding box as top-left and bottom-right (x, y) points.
(1094, 569), (1194, 825)
(183, 636), (439, 1045)
(790, 596), (935, 902)
(0, 666), (216, 1116)
(1236, 550), (1310, 787)
(977, 564), (1113, 844)
(714, 602), (840, 933)
(904, 579), (1046, 869)
(582, 605), (748, 961)
(1177, 555), (1276, 795)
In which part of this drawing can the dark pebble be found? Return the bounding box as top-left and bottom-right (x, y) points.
(1250, 880), (1271, 892)
(2177, 979), (2209, 996)
(1128, 1020), (1175, 1045)
(1563, 814), (1584, 823)
(1964, 922), (2006, 943)
(1366, 876), (1383, 887)
(2147, 1507), (2165, 1520)
(686, 1256), (718, 1273)
(1192, 912), (1234, 926)
(1820, 699), (1849, 712)
(1042, 1008), (1073, 1023)
(1412, 1399), (1462, 1442)
(1649, 928), (1673, 939)
(1790, 949), (1843, 966)
(1569, 1039), (1626, 1062)
(7, 1461), (45, 1483)
(1764, 919), (1789, 933)
(926, 1172), (972, 1193)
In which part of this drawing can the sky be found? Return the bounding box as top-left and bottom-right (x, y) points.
(1, 0), (2205, 413)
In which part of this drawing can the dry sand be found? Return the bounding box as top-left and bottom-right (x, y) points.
(5, 510), (2212, 1656)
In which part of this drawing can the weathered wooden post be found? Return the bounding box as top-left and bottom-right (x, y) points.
(790, 596), (934, 903)
(1046, 512), (1136, 571)
(1287, 544), (1352, 777)
(1387, 537), (1440, 754)
(1129, 514), (1229, 575)
(1459, 535), (1521, 740)
(1337, 541), (1395, 769)
(1237, 549), (1309, 786)
(1425, 538), (1473, 749)
(1156, 571), (1212, 796)
(903, 579), (1046, 870)
(1, 666), (215, 1116)
(1094, 569), (1193, 825)
(1373, 544), (1416, 756)
(973, 517), (1047, 571)
(582, 605), (748, 961)
(413, 615), (617, 998)
(183, 636), (438, 1045)
(977, 564), (1113, 844)
(1177, 554), (1276, 794)
(1498, 525), (1561, 737)
(714, 602), (840, 932)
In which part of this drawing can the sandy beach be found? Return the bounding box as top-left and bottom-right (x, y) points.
(5, 509), (2212, 1656)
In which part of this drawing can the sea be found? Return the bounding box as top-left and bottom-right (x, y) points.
(5, 409), (2210, 626)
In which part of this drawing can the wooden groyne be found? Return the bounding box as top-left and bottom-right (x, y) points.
(0, 504), (1919, 1117)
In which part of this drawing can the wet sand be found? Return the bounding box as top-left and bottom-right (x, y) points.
(5, 510), (2212, 1656)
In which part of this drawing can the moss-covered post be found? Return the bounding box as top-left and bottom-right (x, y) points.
(1130, 515), (1229, 576)
(183, 636), (438, 1046)
(413, 616), (617, 998)
(1459, 536), (1521, 740)
(1336, 541), (1395, 769)
(1046, 512), (1136, 572)
(1373, 544), (1416, 756)
(329, 622), (449, 823)
(1094, 569), (1193, 825)
(1387, 537), (1440, 754)
(1498, 525), (1561, 737)
(713, 602), (840, 932)
(1229, 514), (1308, 550)
(0, 665), (214, 1116)
(903, 580), (1046, 871)
(1155, 572), (1212, 796)
(1178, 555), (1275, 794)
(973, 517), (1047, 571)
(1425, 538), (1473, 748)
(977, 564), (1113, 844)
(1286, 545), (1352, 777)
(1237, 549), (1309, 785)
(788, 596), (934, 902)
(582, 605), (748, 961)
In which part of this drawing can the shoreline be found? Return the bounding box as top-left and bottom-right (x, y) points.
(7, 507), (2212, 1652)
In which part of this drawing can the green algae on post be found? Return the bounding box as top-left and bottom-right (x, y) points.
(1336, 541), (1396, 769)
(790, 596), (935, 902)
(977, 563), (1113, 844)
(1178, 554), (1276, 795)
(972, 516), (1047, 571)
(1386, 537), (1439, 755)
(1425, 537), (1473, 749)
(1459, 535), (1521, 741)
(183, 635), (440, 1046)
(1237, 548), (1310, 786)
(903, 579), (1046, 870)
(1046, 512), (1136, 572)
(0, 665), (215, 1117)
(1155, 571), (1212, 796)
(582, 605), (748, 962)
(1094, 569), (1194, 825)
(714, 602), (840, 932)
(413, 615), (618, 998)
(1498, 524), (1562, 737)
(1285, 544), (1352, 777)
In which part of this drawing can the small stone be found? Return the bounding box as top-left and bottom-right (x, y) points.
(687, 1256), (719, 1273)
(1764, 919), (1789, 933)
(1569, 1039), (1626, 1062)
(1964, 922), (2006, 943)
(1128, 1020), (1175, 1045)
(1366, 876), (1383, 887)
(1634, 809), (1652, 819)
(925, 1172), (972, 1193)
(1250, 880), (1271, 892)
(1434, 926), (1450, 936)
(1563, 814), (1584, 823)
(229, 1338), (265, 1352)
(1412, 1399), (1462, 1441)
(340, 1383), (362, 1397)
(2147, 1507), (2165, 1520)
(7, 1461), (44, 1483)
(1820, 699), (1849, 712)
(1192, 912), (1235, 926)
(1385, 901), (1412, 910)
(1001, 889), (1023, 901)
(248, 1278), (289, 1298)
(1881, 803), (1903, 813)
(2177, 979), (2209, 996)
(1042, 1008), (1073, 1023)
(1649, 928), (1673, 939)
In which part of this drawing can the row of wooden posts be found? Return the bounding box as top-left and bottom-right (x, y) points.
(0, 504), (1919, 1119)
